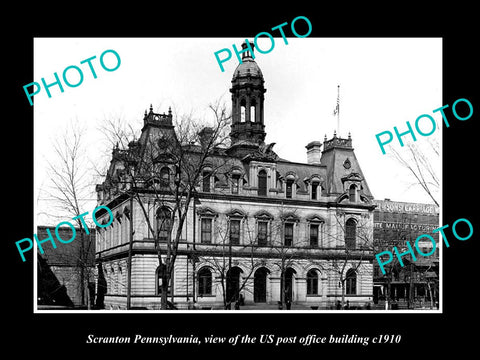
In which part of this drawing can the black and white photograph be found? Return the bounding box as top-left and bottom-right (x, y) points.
(33, 37), (442, 313)
(7, 5), (478, 357)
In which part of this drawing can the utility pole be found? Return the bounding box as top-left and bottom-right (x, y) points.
(126, 190), (134, 309)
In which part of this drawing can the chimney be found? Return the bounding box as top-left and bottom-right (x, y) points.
(306, 141), (322, 165)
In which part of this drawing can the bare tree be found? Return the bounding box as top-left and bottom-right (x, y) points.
(42, 121), (96, 309)
(390, 138), (440, 207)
(320, 212), (373, 309)
(267, 207), (304, 310)
(98, 100), (232, 309)
(197, 212), (260, 309)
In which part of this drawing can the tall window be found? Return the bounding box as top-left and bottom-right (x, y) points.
(202, 171), (211, 192)
(345, 218), (356, 249)
(311, 182), (319, 200)
(306, 269), (319, 295)
(198, 268), (212, 296)
(284, 223), (294, 246)
(258, 170), (267, 196)
(286, 179), (294, 199)
(230, 219), (241, 245)
(250, 105), (256, 122)
(232, 174), (240, 194)
(310, 224), (319, 247)
(201, 218), (212, 243)
(257, 221), (268, 246)
(345, 269), (357, 295)
(156, 207), (172, 242)
(349, 184), (356, 202)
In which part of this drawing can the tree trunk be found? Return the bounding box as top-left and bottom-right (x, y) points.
(387, 280), (392, 310)
(427, 282), (433, 309)
(161, 276), (169, 309)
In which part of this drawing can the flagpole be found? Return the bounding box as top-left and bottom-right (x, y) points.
(336, 84), (340, 136)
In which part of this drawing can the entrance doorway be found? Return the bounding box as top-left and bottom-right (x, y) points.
(226, 267), (242, 304)
(284, 267), (296, 303)
(254, 267), (269, 303)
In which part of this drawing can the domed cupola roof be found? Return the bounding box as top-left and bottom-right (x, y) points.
(232, 41), (264, 81)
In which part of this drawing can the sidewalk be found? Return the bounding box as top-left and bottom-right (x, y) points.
(232, 303), (317, 311)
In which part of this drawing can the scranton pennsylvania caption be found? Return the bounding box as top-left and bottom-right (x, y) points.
(86, 334), (201, 345)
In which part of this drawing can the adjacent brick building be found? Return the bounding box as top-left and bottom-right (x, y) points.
(372, 199), (439, 308)
(37, 225), (96, 308)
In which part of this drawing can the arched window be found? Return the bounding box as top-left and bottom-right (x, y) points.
(345, 269), (357, 295)
(250, 99), (256, 122)
(156, 207), (172, 242)
(198, 267), (212, 296)
(345, 218), (356, 249)
(258, 169), (267, 196)
(349, 184), (356, 202)
(240, 99), (246, 122)
(306, 269), (319, 295)
(160, 167), (170, 188)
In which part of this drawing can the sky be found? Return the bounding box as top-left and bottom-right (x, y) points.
(34, 37), (442, 226)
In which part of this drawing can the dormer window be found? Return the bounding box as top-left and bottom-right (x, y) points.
(160, 167), (170, 189)
(202, 171), (211, 192)
(311, 181), (319, 200)
(258, 169), (267, 196)
(286, 179), (294, 199)
(232, 174), (240, 194)
(349, 184), (357, 202)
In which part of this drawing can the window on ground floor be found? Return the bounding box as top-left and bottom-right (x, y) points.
(198, 267), (212, 296)
(306, 269), (319, 295)
(345, 268), (357, 295)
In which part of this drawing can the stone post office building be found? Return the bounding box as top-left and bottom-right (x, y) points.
(94, 43), (376, 310)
